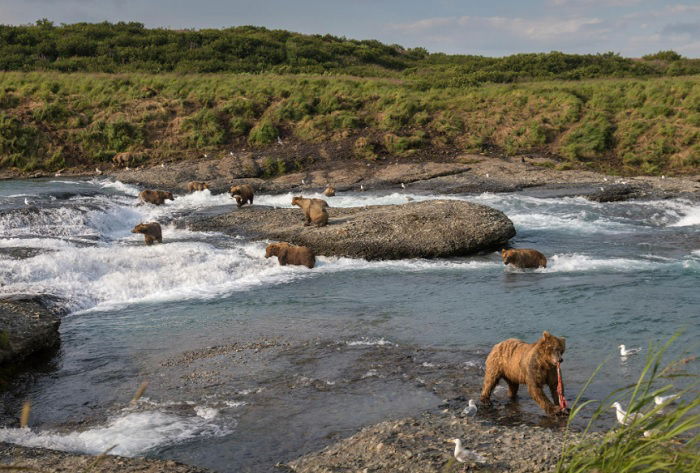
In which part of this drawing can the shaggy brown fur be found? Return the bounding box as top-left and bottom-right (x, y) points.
(323, 185), (336, 197)
(292, 196), (329, 227)
(139, 189), (174, 205)
(501, 248), (547, 269)
(229, 184), (254, 208)
(187, 181), (209, 192)
(480, 331), (567, 416)
(265, 242), (316, 269)
(131, 222), (163, 245)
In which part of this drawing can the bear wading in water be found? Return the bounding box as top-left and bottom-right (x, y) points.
(480, 331), (568, 416)
(139, 189), (174, 206)
(229, 184), (254, 208)
(501, 248), (547, 269)
(323, 185), (335, 197)
(187, 181), (209, 192)
(291, 196), (329, 227)
(265, 242), (316, 269)
(131, 222), (162, 245)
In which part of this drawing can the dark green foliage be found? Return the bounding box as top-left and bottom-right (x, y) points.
(560, 114), (614, 160)
(182, 109), (227, 147)
(248, 120), (279, 145)
(0, 113), (41, 168)
(0, 22), (698, 84)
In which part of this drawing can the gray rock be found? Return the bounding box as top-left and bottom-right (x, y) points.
(0, 295), (62, 366)
(191, 200), (516, 260)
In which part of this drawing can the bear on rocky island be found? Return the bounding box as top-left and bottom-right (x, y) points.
(291, 196), (329, 227)
(131, 222), (163, 246)
(229, 184), (254, 208)
(265, 242), (316, 269)
(501, 248), (547, 269)
(139, 190), (174, 206)
(480, 331), (568, 416)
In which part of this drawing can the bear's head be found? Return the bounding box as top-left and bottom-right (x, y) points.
(539, 331), (566, 366)
(229, 185), (244, 197)
(291, 196), (303, 206)
(131, 223), (148, 234)
(265, 242), (289, 258)
(501, 249), (514, 265)
(201, 182), (209, 189)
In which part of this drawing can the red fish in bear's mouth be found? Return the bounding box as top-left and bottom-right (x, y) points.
(556, 362), (568, 410)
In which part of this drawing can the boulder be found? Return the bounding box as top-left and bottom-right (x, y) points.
(0, 295), (62, 366)
(192, 200), (515, 260)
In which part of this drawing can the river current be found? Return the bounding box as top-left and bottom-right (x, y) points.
(0, 178), (698, 472)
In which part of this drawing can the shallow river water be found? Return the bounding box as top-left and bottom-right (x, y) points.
(0, 178), (698, 472)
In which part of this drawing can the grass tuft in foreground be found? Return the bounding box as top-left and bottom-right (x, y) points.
(557, 335), (699, 473)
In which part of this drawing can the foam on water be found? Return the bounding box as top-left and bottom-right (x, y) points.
(668, 203), (700, 227)
(0, 410), (230, 457)
(255, 191), (427, 208)
(542, 253), (662, 273)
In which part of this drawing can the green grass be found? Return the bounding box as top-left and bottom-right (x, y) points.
(557, 335), (699, 473)
(0, 72), (698, 175)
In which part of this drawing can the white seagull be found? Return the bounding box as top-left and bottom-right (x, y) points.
(360, 184), (365, 191)
(654, 393), (679, 406)
(401, 182), (406, 189)
(277, 136), (283, 145)
(95, 168), (102, 175)
(611, 402), (643, 426)
(619, 345), (642, 357)
(301, 179), (306, 186)
(160, 163), (165, 168)
(462, 399), (477, 417)
(451, 439), (486, 464)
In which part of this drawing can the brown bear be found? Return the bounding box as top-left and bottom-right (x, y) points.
(291, 196), (329, 227)
(187, 181), (209, 192)
(139, 189), (174, 206)
(229, 184), (254, 208)
(323, 185), (335, 197)
(265, 242), (316, 269)
(131, 222), (163, 245)
(480, 331), (568, 416)
(501, 248), (547, 269)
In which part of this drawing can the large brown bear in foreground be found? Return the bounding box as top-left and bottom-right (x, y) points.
(501, 248), (547, 269)
(291, 196), (329, 227)
(187, 181), (209, 192)
(480, 331), (568, 416)
(265, 242), (316, 269)
(131, 222), (162, 245)
(139, 189), (174, 206)
(229, 184), (254, 207)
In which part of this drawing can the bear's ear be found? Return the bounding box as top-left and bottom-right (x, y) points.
(542, 330), (551, 338)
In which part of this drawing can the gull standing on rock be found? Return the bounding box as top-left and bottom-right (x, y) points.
(401, 182), (406, 189)
(619, 345), (642, 357)
(611, 402), (643, 426)
(451, 439), (486, 464)
(462, 399), (477, 417)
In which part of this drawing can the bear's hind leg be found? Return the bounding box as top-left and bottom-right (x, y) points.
(506, 379), (520, 400)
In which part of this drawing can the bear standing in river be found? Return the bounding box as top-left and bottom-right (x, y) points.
(501, 248), (547, 269)
(131, 222), (163, 245)
(187, 181), (209, 192)
(229, 184), (254, 208)
(323, 185), (335, 197)
(139, 190), (174, 206)
(291, 196), (329, 227)
(265, 242), (316, 269)
(480, 331), (568, 416)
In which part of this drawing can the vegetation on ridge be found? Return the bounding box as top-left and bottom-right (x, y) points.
(0, 72), (698, 175)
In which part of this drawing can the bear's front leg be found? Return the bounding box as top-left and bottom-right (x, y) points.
(527, 380), (559, 415)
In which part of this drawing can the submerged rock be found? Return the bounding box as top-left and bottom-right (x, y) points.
(191, 200), (515, 260)
(0, 295), (62, 366)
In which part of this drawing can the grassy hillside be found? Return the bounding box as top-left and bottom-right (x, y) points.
(1, 72), (698, 175)
(2, 22), (700, 83)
